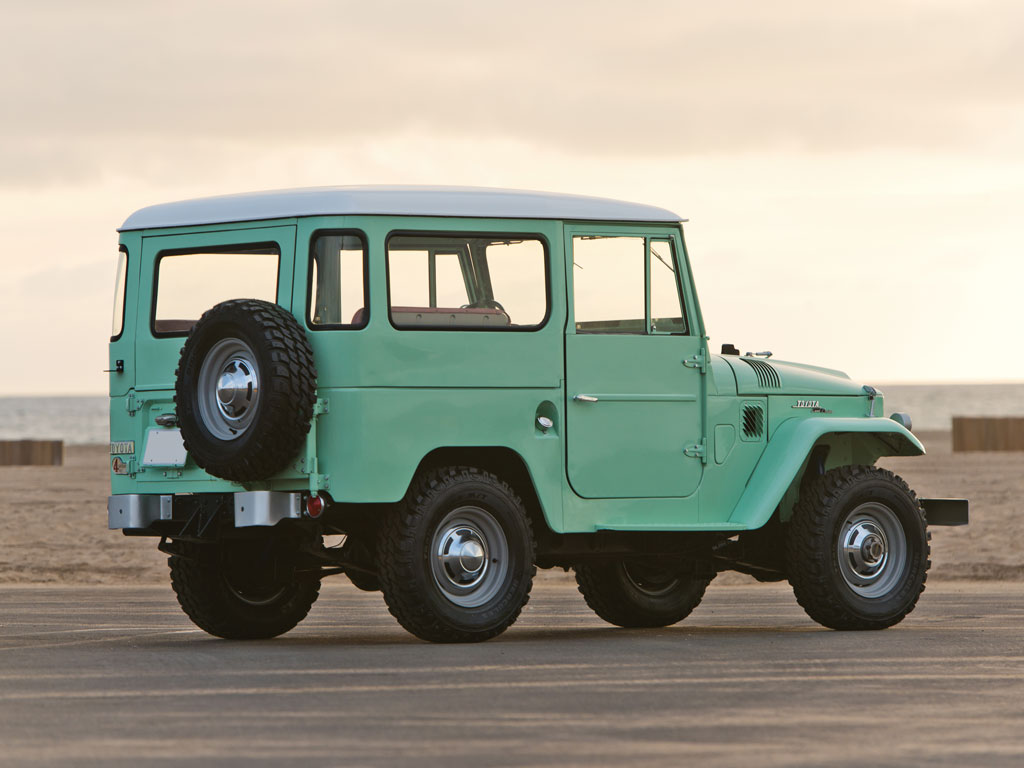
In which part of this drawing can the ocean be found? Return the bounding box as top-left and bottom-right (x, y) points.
(1, 384), (1022, 445)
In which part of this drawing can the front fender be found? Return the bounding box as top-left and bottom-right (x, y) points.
(727, 417), (925, 530)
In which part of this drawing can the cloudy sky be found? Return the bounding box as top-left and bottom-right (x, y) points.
(1, 0), (1021, 394)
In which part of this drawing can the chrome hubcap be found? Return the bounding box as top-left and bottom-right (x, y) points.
(197, 338), (261, 441)
(837, 503), (907, 598)
(216, 358), (258, 420)
(437, 527), (489, 589)
(430, 506), (509, 608)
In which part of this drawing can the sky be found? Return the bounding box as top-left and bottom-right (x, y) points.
(1, 0), (1022, 395)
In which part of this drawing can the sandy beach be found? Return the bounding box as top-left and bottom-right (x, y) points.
(0, 430), (1017, 585)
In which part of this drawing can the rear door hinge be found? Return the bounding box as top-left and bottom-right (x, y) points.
(684, 438), (707, 463)
(301, 397), (331, 493)
(299, 458), (330, 492)
(125, 390), (140, 416)
(683, 349), (707, 374)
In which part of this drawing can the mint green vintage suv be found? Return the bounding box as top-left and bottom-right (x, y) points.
(108, 186), (967, 642)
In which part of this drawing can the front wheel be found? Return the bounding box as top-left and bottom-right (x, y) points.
(168, 537), (320, 639)
(575, 560), (713, 628)
(787, 465), (929, 630)
(377, 467), (535, 643)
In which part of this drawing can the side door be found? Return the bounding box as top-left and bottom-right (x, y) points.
(564, 226), (704, 499)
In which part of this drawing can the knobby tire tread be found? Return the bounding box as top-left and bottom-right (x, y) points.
(377, 466), (536, 643)
(575, 564), (712, 628)
(786, 464), (930, 631)
(168, 543), (320, 640)
(175, 299), (317, 482)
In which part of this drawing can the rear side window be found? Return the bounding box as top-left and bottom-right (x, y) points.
(111, 247), (128, 340)
(386, 233), (547, 330)
(309, 232), (368, 328)
(153, 244), (279, 336)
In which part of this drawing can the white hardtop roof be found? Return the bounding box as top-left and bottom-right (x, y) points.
(119, 185), (684, 231)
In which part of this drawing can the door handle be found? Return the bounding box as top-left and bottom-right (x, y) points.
(573, 394), (599, 403)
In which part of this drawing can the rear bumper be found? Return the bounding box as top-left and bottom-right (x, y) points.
(108, 494), (172, 529)
(920, 498), (969, 526)
(108, 491), (302, 532)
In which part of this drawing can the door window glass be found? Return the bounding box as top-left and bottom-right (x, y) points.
(572, 236), (645, 333)
(650, 239), (687, 334)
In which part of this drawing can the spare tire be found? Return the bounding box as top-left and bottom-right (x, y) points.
(175, 299), (317, 482)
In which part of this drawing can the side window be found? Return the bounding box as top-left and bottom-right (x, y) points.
(572, 236), (645, 333)
(153, 245), (279, 336)
(650, 239), (687, 334)
(309, 233), (368, 328)
(387, 234), (547, 330)
(111, 247), (128, 340)
(388, 245), (469, 309)
(572, 234), (688, 335)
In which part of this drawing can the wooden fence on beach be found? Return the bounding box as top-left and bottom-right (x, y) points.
(952, 417), (1024, 452)
(0, 440), (64, 466)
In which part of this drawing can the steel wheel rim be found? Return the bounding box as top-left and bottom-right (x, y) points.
(430, 506), (509, 608)
(197, 338), (261, 441)
(837, 502), (907, 598)
(621, 562), (682, 597)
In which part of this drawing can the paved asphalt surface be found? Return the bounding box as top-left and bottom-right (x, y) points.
(0, 579), (1021, 767)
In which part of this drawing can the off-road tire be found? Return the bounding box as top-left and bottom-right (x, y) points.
(168, 539), (320, 639)
(787, 465), (929, 630)
(377, 467), (536, 643)
(575, 560), (714, 628)
(175, 299), (317, 482)
(345, 570), (381, 592)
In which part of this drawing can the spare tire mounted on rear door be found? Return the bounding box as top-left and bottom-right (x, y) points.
(175, 299), (317, 482)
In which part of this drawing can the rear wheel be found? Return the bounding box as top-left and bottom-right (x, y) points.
(377, 467), (535, 643)
(168, 537), (320, 639)
(575, 560), (713, 628)
(787, 465), (929, 630)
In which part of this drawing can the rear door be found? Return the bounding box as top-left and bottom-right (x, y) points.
(128, 226), (296, 473)
(564, 226), (704, 499)
(135, 226), (295, 395)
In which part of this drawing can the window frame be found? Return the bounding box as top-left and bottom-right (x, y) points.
(305, 229), (370, 331)
(150, 241), (282, 339)
(384, 229), (552, 333)
(568, 228), (692, 337)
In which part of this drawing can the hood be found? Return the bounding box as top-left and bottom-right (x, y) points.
(719, 355), (867, 396)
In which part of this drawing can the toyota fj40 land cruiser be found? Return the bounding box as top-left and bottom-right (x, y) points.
(108, 186), (968, 642)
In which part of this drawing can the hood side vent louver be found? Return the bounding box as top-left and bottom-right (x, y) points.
(741, 403), (765, 439)
(741, 357), (781, 389)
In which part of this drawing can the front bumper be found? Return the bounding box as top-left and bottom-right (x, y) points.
(920, 498), (970, 526)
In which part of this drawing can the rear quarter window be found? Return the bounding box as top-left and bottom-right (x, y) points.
(386, 233), (548, 331)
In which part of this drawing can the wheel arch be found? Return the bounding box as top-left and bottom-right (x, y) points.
(727, 417), (925, 530)
(410, 446), (555, 542)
